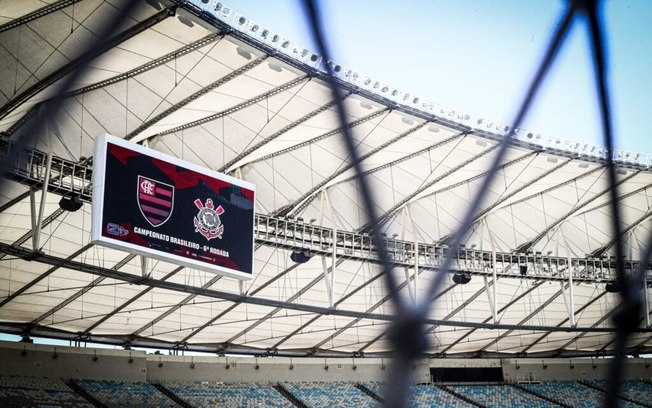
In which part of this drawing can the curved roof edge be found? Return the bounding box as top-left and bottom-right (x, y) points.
(178, 0), (651, 171)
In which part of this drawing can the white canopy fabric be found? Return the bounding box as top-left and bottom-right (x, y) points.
(0, 0), (651, 358)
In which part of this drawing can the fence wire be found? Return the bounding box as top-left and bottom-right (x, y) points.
(300, 0), (649, 407)
(0, 1), (649, 408)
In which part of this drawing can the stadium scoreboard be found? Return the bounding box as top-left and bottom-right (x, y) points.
(91, 134), (255, 280)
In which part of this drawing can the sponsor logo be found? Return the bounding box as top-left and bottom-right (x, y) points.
(193, 198), (224, 241)
(106, 223), (129, 237)
(137, 175), (174, 227)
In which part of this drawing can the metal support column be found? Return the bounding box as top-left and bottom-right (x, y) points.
(484, 219), (498, 323)
(633, 230), (651, 328)
(401, 207), (416, 303)
(318, 190), (335, 307)
(645, 271), (650, 328)
(140, 256), (150, 278)
(561, 228), (576, 326)
(32, 133), (53, 252)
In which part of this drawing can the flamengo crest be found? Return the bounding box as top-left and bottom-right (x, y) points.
(193, 198), (224, 240)
(137, 175), (174, 227)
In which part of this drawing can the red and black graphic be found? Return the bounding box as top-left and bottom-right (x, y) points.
(137, 176), (174, 227)
(94, 136), (255, 278)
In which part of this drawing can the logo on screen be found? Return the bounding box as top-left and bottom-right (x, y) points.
(137, 175), (174, 227)
(193, 198), (224, 240)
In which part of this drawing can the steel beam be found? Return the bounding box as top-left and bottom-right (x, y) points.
(359, 141), (498, 232)
(82, 266), (185, 335)
(179, 262), (301, 344)
(221, 97), (345, 173)
(439, 280), (546, 353)
(520, 290), (607, 353)
(3, 242), (637, 334)
(141, 75), (310, 141)
(1, 144), (650, 283)
(31, 254), (136, 325)
(0, 244), (92, 308)
(516, 169), (639, 253)
(225, 259), (346, 344)
(283, 122), (428, 217)
(0, 0), (84, 34)
(245, 109), (391, 169)
(125, 56), (268, 141)
(0, 6), (177, 120)
(480, 284), (569, 352)
(131, 274), (223, 336)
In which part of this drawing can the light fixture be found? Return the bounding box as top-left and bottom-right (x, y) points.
(605, 281), (619, 293)
(452, 272), (471, 284)
(290, 249), (312, 263)
(59, 195), (83, 212)
(238, 16), (246, 25)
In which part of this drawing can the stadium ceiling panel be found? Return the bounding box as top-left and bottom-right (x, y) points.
(0, 0), (651, 359)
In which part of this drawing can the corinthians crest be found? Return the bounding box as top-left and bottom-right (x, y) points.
(193, 198), (224, 240)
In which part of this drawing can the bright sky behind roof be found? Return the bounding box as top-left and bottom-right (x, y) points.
(226, 0), (652, 154)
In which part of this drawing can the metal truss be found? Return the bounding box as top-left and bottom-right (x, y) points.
(3, 241), (644, 336)
(246, 109), (391, 169)
(31, 254), (136, 326)
(358, 140), (498, 232)
(3, 33), (227, 139)
(131, 274), (223, 337)
(0, 6), (177, 120)
(125, 55), (268, 141)
(439, 280), (546, 354)
(520, 290), (607, 354)
(516, 170), (640, 253)
(283, 121), (429, 217)
(0, 0), (84, 34)
(81, 266), (185, 336)
(144, 75), (311, 140)
(1, 140), (651, 284)
(179, 262), (302, 344)
(220, 96), (346, 173)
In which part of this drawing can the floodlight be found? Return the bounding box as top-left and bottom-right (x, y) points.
(605, 281), (619, 293)
(59, 195), (83, 212)
(452, 272), (471, 284)
(290, 249), (312, 263)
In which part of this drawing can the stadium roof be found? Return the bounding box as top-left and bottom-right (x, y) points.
(0, 0), (651, 358)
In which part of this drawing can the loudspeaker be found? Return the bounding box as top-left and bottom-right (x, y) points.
(290, 250), (312, 263)
(519, 265), (527, 276)
(59, 195), (83, 212)
(452, 272), (471, 284)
